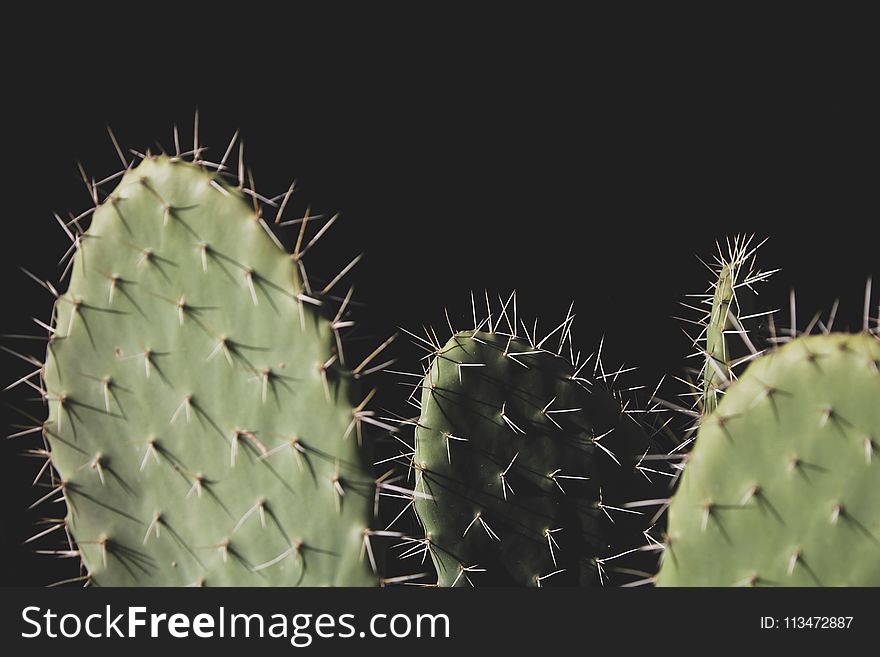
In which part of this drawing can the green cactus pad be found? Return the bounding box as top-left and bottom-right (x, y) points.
(657, 332), (880, 586)
(701, 260), (736, 415)
(42, 155), (378, 586)
(412, 318), (657, 587)
(692, 236), (774, 416)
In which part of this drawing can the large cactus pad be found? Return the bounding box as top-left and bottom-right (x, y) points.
(658, 332), (880, 586)
(42, 155), (378, 586)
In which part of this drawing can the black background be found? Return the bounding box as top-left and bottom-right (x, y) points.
(1, 14), (876, 589)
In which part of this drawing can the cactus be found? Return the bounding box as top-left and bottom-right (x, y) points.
(657, 331), (880, 586)
(404, 296), (667, 586)
(683, 235), (776, 418)
(29, 134), (393, 586)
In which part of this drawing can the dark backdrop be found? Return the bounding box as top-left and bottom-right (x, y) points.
(2, 21), (875, 585)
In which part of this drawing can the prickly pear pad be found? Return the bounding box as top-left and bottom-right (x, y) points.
(694, 235), (773, 416)
(658, 333), (880, 586)
(414, 330), (654, 586)
(43, 156), (377, 586)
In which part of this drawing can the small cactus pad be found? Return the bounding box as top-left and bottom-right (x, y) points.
(657, 333), (880, 586)
(701, 260), (737, 415)
(688, 235), (774, 416)
(413, 316), (657, 586)
(42, 155), (378, 586)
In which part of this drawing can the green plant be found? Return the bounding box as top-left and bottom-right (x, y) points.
(405, 296), (665, 586)
(27, 133), (397, 586)
(657, 331), (880, 586)
(682, 235), (775, 418)
(13, 137), (878, 591)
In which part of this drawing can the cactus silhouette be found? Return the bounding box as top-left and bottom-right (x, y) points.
(405, 295), (667, 586)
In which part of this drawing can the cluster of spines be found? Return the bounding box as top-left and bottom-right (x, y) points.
(669, 234), (777, 446)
